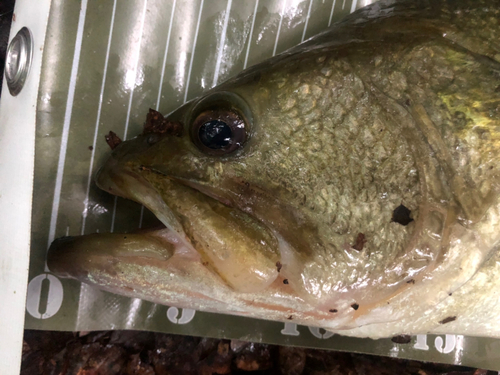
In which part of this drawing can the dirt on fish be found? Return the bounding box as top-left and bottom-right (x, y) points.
(352, 233), (367, 251)
(143, 108), (183, 136)
(439, 316), (457, 324)
(105, 131), (122, 150)
(391, 335), (412, 344)
(276, 261), (283, 272)
(392, 204), (414, 226)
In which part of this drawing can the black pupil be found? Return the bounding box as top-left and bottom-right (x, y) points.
(199, 120), (232, 149)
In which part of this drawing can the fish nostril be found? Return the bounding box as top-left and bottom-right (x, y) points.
(391, 204), (414, 226)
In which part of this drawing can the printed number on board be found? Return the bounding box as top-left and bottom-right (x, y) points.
(26, 274), (64, 319)
(414, 334), (464, 354)
(308, 327), (335, 339)
(167, 307), (196, 324)
(281, 322), (334, 339)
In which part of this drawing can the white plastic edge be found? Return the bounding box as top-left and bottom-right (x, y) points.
(0, 0), (52, 373)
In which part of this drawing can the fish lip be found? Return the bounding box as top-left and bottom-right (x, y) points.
(47, 236), (80, 278)
(165, 174), (235, 208)
(46, 228), (187, 293)
(131, 163), (281, 246)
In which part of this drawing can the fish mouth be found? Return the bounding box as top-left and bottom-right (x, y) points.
(49, 136), (284, 296)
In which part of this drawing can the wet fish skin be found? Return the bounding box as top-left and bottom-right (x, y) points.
(48, 0), (500, 338)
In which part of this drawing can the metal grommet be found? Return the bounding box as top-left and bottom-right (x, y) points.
(5, 27), (34, 96)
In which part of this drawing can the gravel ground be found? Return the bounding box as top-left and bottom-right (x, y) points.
(22, 330), (495, 375)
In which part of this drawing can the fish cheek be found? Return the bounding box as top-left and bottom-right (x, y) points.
(142, 171), (280, 294)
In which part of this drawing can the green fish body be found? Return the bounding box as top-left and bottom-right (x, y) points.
(48, 0), (500, 338)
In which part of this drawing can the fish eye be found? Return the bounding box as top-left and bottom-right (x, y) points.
(199, 119), (232, 149)
(189, 92), (251, 156)
(192, 109), (246, 154)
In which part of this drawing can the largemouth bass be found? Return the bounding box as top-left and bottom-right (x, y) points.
(47, 0), (500, 339)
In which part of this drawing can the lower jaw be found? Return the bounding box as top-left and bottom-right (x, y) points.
(47, 228), (352, 329)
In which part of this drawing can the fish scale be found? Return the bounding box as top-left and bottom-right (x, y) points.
(228, 47), (423, 305)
